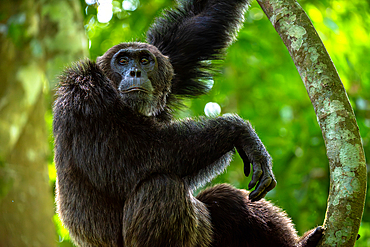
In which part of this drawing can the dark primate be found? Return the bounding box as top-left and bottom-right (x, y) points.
(53, 0), (324, 246)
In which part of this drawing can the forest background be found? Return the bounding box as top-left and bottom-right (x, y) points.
(0, 0), (369, 246)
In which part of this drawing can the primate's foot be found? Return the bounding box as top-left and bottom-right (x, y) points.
(298, 226), (324, 247)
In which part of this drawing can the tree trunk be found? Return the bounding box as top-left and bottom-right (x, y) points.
(256, 0), (367, 246)
(0, 0), (87, 246)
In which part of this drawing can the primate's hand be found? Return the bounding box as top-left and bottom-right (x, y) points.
(236, 127), (276, 201)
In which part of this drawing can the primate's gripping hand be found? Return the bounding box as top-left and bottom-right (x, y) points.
(234, 120), (276, 202)
(238, 149), (276, 201)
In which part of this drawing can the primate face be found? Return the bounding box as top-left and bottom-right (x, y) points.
(97, 43), (174, 116)
(111, 47), (157, 116)
(111, 48), (156, 94)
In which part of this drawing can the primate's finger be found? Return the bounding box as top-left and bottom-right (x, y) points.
(249, 175), (272, 201)
(248, 163), (262, 190)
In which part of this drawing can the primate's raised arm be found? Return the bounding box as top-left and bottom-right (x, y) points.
(147, 0), (251, 98)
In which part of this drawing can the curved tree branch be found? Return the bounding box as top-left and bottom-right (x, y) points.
(255, 0), (367, 246)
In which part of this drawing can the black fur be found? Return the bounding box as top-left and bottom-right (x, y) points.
(53, 0), (323, 246)
(147, 0), (249, 99)
(197, 184), (324, 247)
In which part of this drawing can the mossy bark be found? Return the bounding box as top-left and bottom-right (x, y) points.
(256, 0), (367, 246)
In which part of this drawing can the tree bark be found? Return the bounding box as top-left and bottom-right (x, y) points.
(255, 0), (367, 246)
(0, 0), (87, 246)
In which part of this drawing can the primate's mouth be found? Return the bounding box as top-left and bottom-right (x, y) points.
(121, 87), (149, 93)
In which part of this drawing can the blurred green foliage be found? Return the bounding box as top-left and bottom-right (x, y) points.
(47, 0), (370, 246)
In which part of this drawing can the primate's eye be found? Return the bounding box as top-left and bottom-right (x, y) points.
(118, 57), (128, 65)
(140, 57), (150, 65)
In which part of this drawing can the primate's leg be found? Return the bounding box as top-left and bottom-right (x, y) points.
(197, 184), (323, 247)
(122, 174), (213, 247)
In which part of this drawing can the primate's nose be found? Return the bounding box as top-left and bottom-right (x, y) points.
(130, 69), (141, 77)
